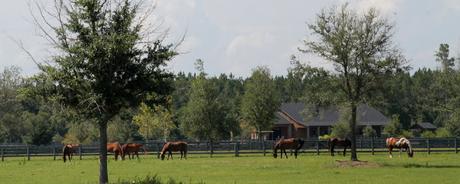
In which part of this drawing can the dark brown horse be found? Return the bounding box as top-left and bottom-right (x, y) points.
(107, 142), (124, 160)
(122, 143), (146, 160)
(328, 138), (351, 156)
(273, 138), (304, 159)
(386, 137), (413, 158)
(160, 141), (188, 160)
(62, 144), (79, 162)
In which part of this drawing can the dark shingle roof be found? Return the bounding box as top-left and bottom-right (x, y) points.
(275, 103), (389, 127)
(412, 122), (437, 130)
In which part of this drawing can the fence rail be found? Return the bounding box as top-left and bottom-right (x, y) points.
(1, 137), (458, 161)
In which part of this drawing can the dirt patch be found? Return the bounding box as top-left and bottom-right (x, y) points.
(335, 160), (381, 168)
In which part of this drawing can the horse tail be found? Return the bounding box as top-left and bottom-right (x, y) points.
(62, 146), (66, 163)
(297, 139), (305, 150)
(142, 145), (147, 156)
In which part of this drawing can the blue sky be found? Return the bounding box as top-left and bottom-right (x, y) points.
(1, 0), (460, 77)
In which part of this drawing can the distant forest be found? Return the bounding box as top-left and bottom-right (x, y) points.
(1, 43), (459, 145)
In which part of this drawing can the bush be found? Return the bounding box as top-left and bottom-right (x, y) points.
(421, 131), (436, 138)
(435, 127), (451, 138)
(400, 130), (414, 138)
(114, 175), (205, 184)
(319, 134), (332, 140)
(362, 125), (376, 138)
(331, 122), (350, 139)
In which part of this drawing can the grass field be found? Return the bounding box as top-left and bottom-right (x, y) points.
(0, 152), (459, 184)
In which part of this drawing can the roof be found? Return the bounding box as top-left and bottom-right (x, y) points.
(411, 122), (437, 130)
(274, 103), (389, 127)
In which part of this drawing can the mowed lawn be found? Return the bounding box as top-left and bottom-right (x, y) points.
(0, 152), (459, 184)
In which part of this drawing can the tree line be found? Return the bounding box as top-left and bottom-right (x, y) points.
(1, 40), (459, 145)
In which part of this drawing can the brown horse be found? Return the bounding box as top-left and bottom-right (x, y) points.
(62, 144), (79, 162)
(273, 138), (304, 159)
(107, 142), (124, 160)
(328, 138), (351, 156)
(160, 141), (188, 160)
(386, 137), (414, 158)
(122, 143), (146, 160)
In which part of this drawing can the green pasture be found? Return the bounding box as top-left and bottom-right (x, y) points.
(0, 152), (459, 184)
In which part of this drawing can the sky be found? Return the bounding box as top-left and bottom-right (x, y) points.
(1, 0), (460, 77)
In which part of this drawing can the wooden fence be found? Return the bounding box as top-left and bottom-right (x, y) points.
(1, 137), (458, 161)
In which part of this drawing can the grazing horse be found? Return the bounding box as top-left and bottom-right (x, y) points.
(328, 138), (351, 156)
(107, 142), (124, 160)
(273, 138), (304, 159)
(160, 141), (188, 160)
(386, 137), (414, 158)
(62, 144), (79, 163)
(122, 143), (146, 160)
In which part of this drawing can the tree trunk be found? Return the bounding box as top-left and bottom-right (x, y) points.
(350, 103), (358, 161)
(99, 121), (109, 184)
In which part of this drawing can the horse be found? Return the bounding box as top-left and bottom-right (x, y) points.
(328, 138), (351, 156)
(386, 137), (414, 158)
(122, 143), (146, 160)
(62, 144), (79, 162)
(107, 142), (124, 160)
(160, 141), (188, 160)
(273, 138), (304, 159)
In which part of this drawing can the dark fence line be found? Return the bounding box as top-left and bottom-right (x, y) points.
(1, 137), (458, 161)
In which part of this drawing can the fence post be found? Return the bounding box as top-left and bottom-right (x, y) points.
(210, 141), (214, 158)
(79, 145), (82, 160)
(53, 144), (56, 160)
(1, 148), (4, 162)
(262, 140), (266, 156)
(26, 145), (30, 161)
(371, 137), (375, 155)
(234, 142), (239, 157)
(454, 137), (458, 153)
(426, 139), (430, 155)
(316, 140), (320, 155)
(359, 138), (363, 151)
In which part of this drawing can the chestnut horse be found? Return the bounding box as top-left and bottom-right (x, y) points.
(160, 141), (188, 160)
(386, 137), (414, 158)
(107, 142), (124, 160)
(62, 144), (79, 162)
(273, 138), (304, 159)
(328, 138), (351, 156)
(122, 143), (146, 160)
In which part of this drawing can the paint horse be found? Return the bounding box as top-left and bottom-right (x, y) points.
(122, 143), (146, 160)
(107, 142), (124, 160)
(386, 137), (414, 158)
(273, 138), (304, 159)
(160, 141), (188, 160)
(328, 138), (351, 156)
(62, 144), (79, 162)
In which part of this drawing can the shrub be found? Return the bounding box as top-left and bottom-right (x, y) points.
(319, 134), (332, 140)
(421, 131), (436, 138)
(435, 127), (451, 138)
(331, 122), (350, 139)
(114, 175), (205, 184)
(362, 125), (376, 138)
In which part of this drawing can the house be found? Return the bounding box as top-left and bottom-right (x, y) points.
(410, 122), (437, 134)
(271, 103), (390, 139)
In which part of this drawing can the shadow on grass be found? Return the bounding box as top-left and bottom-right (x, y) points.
(382, 163), (460, 169)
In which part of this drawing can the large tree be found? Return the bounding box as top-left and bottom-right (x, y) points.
(302, 4), (406, 161)
(241, 66), (281, 135)
(180, 60), (235, 143)
(32, 0), (176, 183)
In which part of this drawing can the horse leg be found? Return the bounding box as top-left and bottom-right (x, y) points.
(283, 148), (288, 159)
(389, 147), (393, 158)
(294, 149), (298, 159)
(331, 145), (335, 156)
(343, 146), (347, 156)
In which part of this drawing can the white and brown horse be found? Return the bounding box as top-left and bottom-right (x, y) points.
(386, 137), (414, 158)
